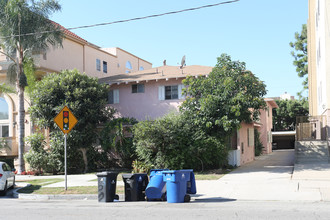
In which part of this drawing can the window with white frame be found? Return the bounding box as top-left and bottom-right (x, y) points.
(108, 89), (119, 104)
(158, 84), (185, 100)
(132, 84), (144, 93)
(0, 97), (9, 137)
(96, 59), (101, 71)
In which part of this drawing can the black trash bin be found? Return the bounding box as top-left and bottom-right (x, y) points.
(96, 171), (119, 202)
(122, 173), (149, 201)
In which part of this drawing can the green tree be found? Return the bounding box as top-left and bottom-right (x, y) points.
(273, 99), (309, 131)
(0, 0), (63, 173)
(181, 53), (267, 139)
(290, 24), (308, 92)
(29, 69), (115, 173)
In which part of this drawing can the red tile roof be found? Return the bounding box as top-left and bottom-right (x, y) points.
(51, 21), (88, 44)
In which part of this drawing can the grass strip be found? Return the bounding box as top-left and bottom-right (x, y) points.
(18, 185), (124, 195)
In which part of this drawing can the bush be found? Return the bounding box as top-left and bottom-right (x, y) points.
(24, 133), (48, 173)
(254, 128), (264, 156)
(133, 113), (228, 171)
(98, 118), (138, 169)
(24, 131), (64, 174)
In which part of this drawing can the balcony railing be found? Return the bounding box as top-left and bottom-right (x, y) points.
(296, 116), (328, 141)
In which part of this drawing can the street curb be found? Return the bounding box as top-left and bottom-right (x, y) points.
(12, 184), (126, 200)
(14, 193), (98, 200)
(12, 183), (99, 200)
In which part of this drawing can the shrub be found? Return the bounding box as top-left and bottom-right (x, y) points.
(254, 128), (264, 156)
(133, 113), (228, 171)
(24, 131), (64, 174)
(98, 118), (138, 169)
(24, 133), (48, 173)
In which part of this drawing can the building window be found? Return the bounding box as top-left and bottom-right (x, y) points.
(241, 142), (244, 154)
(42, 52), (47, 60)
(139, 66), (144, 71)
(0, 97), (9, 137)
(108, 89), (119, 104)
(165, 85), (178, 100)
(159, 85), (185, 100)
(96, 59), (101, 71)
(103, 61), (108, 73)
(132, 84), (145, 93)
(0, 125), (9, 137)
(0, 98), (9, 120)
(126, 61), (132, 73)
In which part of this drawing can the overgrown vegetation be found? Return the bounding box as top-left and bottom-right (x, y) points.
(134, 113), (228, 171)
(254, 128), (264, 156)
(96, 117), (138, 169)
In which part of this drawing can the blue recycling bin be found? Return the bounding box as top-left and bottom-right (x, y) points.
(162, 169), (196, 203)
(145, 169), (169, 201)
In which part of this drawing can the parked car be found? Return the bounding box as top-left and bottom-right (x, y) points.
(0, 162), (15, 196)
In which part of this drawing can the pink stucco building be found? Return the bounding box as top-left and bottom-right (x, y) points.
(102, 65), (278, 166)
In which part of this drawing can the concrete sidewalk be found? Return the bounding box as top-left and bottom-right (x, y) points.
(195, 149), (330, 202)
(14, 149), (330, 201)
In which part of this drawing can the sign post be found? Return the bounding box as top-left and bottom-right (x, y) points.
(54, 106), (78, 190)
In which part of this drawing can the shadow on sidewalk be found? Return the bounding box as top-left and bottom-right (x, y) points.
(192, 194), (236, 203)
(193, 197), (236, 203)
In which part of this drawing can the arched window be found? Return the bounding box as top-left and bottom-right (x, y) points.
(0, 97), (9, 137)
(139, 66), (144, 71)
(126, 61), (132, 73)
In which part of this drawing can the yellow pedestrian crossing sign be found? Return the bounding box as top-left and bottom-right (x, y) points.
(54, 106), (78, 134)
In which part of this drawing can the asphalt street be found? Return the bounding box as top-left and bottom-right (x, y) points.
(0, 198), (329, 220)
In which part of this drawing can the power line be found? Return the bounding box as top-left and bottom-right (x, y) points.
(0, 0), (239, 39)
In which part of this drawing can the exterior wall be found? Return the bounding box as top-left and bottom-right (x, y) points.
(102, 48), (152, 75)
(239, 123), (255, 165)
(308, 0), (330, 120)
(83, 46), (117, 78)
(35, 38), (84, 74)
(34, 42), (152, 79)
(308, 0), (318, 115)
(109, 79), (183, 121)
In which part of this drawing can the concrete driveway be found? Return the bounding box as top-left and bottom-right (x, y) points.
(194, 149), (328, 201)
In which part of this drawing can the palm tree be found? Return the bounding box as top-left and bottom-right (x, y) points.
(0, 0), (63, 173)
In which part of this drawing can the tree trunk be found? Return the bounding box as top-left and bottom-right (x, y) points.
(79, 148), (88, 173)
(16, 46), (25, 174)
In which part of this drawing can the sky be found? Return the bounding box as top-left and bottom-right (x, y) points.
(50, 0), (308, 98)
